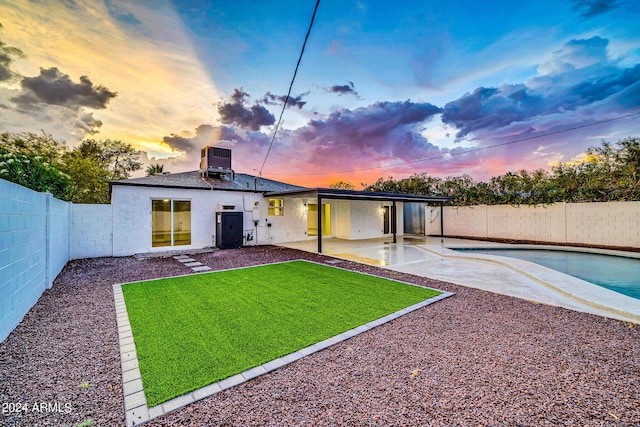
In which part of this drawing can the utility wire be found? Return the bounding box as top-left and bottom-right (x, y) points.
(265, 110), (640, 176)
(258, 0), (321, 176)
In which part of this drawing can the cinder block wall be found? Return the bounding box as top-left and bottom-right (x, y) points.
(436, 201), (640, 249)
(566, 201), (639, 248)
(70, 204), (113, 260)
(1, 180), (52, 342)
(0, 179), (113, 342)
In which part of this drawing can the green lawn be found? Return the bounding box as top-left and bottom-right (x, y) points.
(121, 260), (441, 406)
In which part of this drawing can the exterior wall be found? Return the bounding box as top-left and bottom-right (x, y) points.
(334, 200), (351, 239)
(259, 197), (310, 244)
(436, 202), (640, 249)
(111, 185), (268, 256)
(70, 204), (113, 259)
(0, 179), (52, 342)
(345, 200), (405, 240)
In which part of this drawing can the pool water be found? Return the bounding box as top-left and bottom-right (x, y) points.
(454, 248), (640, 300)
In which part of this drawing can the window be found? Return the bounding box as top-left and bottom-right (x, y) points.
(152, 199), (191, 247)
(268, 198), (284, 216)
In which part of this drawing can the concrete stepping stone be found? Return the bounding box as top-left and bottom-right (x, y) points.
(177, 258), (196, 263)
(192, 266), (211, 272)
(184, 262), (203, 267)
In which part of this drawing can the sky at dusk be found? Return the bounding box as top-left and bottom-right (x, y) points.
(0, 0), (639, 187)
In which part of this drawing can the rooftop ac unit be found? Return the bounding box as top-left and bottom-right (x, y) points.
(200, 146), (233, 178)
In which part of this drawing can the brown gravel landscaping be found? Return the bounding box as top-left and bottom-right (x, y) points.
(1, 246), (639, 426)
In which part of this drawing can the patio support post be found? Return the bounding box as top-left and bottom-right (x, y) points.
(317, 194), (323, 253)
(440, 201), (444, 237)
(392, 200), (397, 244)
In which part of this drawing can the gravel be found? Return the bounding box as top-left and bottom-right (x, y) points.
(1, 246), (638, 426)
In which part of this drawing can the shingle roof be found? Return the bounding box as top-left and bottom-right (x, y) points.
(110, 171), (307, 193)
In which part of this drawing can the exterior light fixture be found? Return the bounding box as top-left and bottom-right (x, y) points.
(303, 203), (308, 213)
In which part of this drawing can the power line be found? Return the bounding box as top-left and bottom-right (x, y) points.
(265, 110), (640, 176)
(258, 0), (321, 176)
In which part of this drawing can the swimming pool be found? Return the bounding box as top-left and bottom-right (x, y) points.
(454, 248), (640, 300)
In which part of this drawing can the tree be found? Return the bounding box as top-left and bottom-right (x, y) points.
(0, 154), (73, 200)
(0, 131), (67, 163)
(72, 139), (142, 180)
(0, 132), (144, 203)
(59, 139), (143, 203)
(362, 177), (403, 193)
(329, 180), (355, 190)
(146, 163), (165, 176)
(60, 152), (111, 203)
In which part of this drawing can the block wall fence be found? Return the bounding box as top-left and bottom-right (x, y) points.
(426, 201), (640, 249)
(0, 179), (112, 342)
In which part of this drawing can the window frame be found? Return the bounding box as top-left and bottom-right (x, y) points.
(268, 198), (284, 216)
(151, 198), (191, 247)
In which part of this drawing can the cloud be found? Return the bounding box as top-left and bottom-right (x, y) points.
(104, 0), (142, 26)
(328, 81), (360, 97)
(218, 88), (275, 131)
(442, 37), (640, 139)
(10, 67), (117, 110)
(441, 86), (545, 138)
(288, 100), (443, 165)
(571, 0), (619, 17)
(260, 91), (307, 109)
(535, 36), (610, 78)
(75, 112), (102, 135)
(0, 25), (24, 81)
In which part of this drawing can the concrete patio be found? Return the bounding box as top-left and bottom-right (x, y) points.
(280, 235), (640, 324)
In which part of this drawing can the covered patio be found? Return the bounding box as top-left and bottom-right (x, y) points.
(265, 188), (450, 253)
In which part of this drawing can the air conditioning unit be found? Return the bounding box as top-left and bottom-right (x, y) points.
(200, 146), (233, 178)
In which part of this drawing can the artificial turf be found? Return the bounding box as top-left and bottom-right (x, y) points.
(121, 260), (441, 406)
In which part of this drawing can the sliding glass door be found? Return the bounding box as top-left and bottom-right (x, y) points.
(152, 199), (191, 247)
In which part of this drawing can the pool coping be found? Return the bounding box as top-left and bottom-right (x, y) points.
(112, 259), (454, 426)
(419, 243), (640, 324)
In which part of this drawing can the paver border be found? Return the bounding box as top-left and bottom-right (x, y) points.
(113, 259), (454, 426)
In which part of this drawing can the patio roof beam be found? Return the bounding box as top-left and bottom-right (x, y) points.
(317, 193), (322, 253)
(440, 201), (444, 237)
(265, 188), (451, 204)
(392, 201), (397, 244)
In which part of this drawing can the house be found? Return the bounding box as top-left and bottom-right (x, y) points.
(109, 147), (448, 256)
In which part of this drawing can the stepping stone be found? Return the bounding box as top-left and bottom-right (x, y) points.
(173, 255), (190, 260)
(192, 266), (211, 272)
(177, 258), (196, 263)
(184, 262), (203, 267)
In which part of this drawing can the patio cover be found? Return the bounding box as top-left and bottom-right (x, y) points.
(265, 188), (451, 253)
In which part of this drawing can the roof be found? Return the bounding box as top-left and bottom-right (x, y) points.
(266, 187), (451, 203)
(110, 171), (308, 193)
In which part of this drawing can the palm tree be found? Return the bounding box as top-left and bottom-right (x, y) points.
(146, 163), (165, 176)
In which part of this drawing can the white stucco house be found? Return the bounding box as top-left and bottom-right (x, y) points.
(109, 147), (448, 256)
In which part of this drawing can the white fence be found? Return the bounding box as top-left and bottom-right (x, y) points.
(427, 201), (640, 249)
